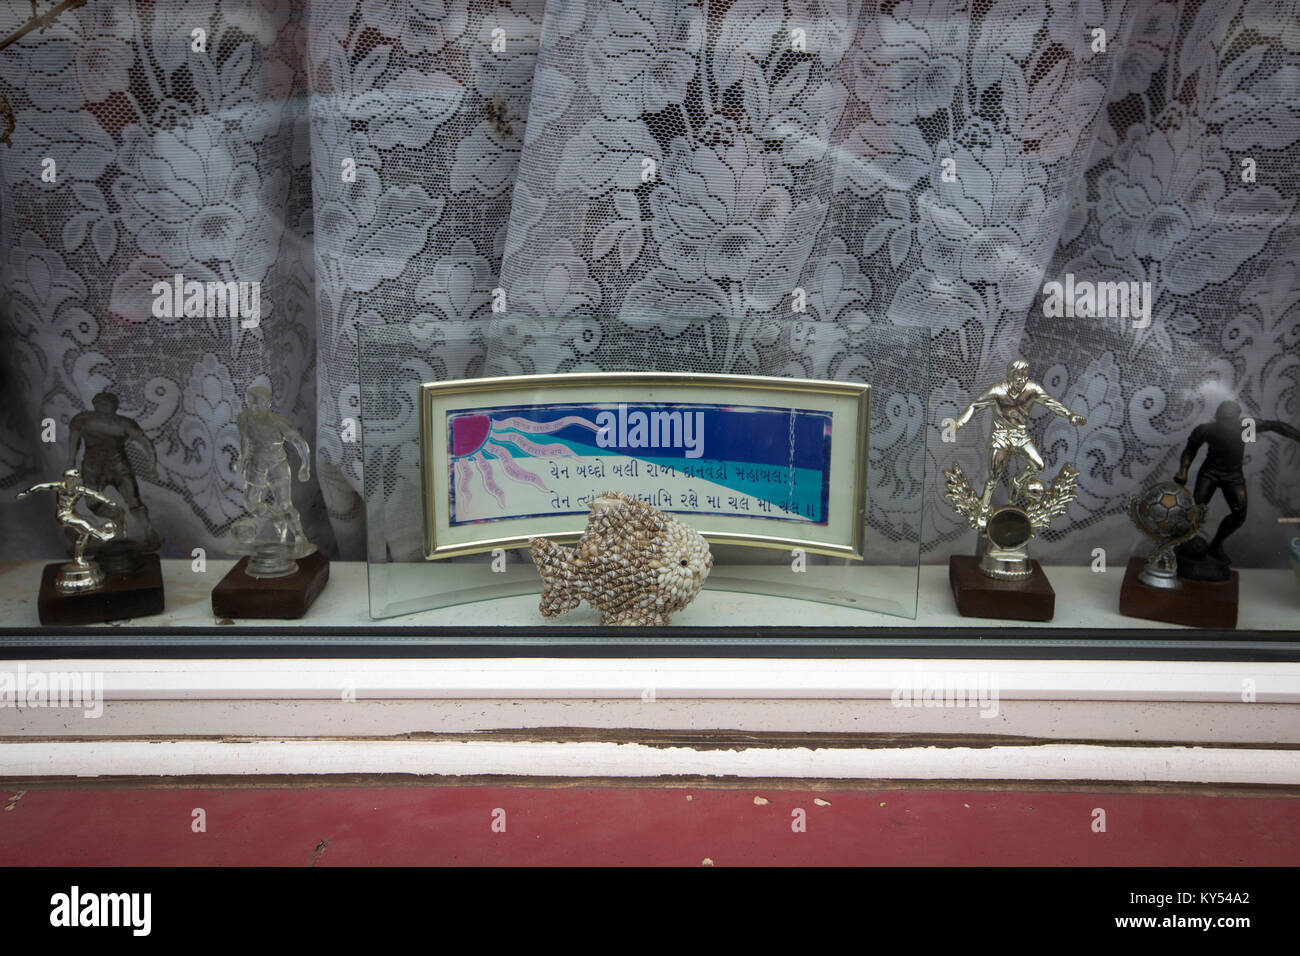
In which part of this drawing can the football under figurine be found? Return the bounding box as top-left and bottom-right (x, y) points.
(1129, 480), (1205, 588)
(1119, 472), (1234, 628)
(530, 490), (713, 626)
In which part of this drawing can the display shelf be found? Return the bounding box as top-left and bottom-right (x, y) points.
(0, 559), (1296, 659)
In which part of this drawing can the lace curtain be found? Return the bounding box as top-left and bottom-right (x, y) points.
(1, 0), (1297, 567)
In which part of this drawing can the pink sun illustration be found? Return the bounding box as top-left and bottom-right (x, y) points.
(450, 413), (600, 509)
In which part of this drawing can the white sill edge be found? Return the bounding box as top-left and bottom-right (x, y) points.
(4, 657), (1299, 703)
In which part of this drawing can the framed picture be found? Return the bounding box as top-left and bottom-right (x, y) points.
(418, 372), (871, 560)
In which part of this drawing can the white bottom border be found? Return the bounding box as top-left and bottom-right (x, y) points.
(3, 740), (1299, 785)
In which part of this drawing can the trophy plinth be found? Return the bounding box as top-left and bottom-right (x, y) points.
(212, 552), (329, 620)
(1119, 556), (1238, 628)
(949, 554), (1055, 621)
(38, 553), (164, 625)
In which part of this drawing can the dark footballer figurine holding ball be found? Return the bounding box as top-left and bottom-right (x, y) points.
(1173, 400), (1300, 580)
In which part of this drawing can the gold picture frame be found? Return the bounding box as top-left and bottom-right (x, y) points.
(418, 372), (871, 560)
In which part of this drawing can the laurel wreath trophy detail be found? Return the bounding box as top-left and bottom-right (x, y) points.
(943, 358), (1087, 581)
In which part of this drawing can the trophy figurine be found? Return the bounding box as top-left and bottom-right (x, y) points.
(1171, 401), (1299, 580)
(16, 467), (164, 624)
(67, 391), (164, 572)
(211, 385), (329, 619)
(1118, 478), (1229, 626)
(16, 391), (168, 624)
(1118, 400), (1300, 627)
(942, 358), (1086, 620)
(17, 469), (121, 592)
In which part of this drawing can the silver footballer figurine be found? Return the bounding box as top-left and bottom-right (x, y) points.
(943, 358), (1086, 579)
(530, 490), (713, 625)
(229, 385), (316, 578)
(16, 468), (121, 592)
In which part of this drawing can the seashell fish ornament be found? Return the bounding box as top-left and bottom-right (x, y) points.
(530, 490), (713, 625)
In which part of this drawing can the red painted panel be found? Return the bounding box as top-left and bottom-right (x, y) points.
(1, 787), (1297, 866)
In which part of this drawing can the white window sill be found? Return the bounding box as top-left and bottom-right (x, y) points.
(3, 560), (1298, 783)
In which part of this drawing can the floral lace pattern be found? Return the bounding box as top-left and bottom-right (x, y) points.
(2, 0), (1298, 568)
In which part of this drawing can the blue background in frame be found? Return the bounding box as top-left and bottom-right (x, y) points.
(447, 401), (832, 526)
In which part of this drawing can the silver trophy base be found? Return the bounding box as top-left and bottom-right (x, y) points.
(979, 505), (1034, 580)
(1138, 546), (1181, 589)
(55, 560), (106, 593)
(979, 548), (1033, 580)
(1138, 563), (1181, 589)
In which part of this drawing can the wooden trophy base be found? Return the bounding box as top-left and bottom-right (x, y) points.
(38, 554), (165, 625)
(1118, 557), (1238, 628)
(212, 553), (329, 619)
(949, 554), (1055, 621)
